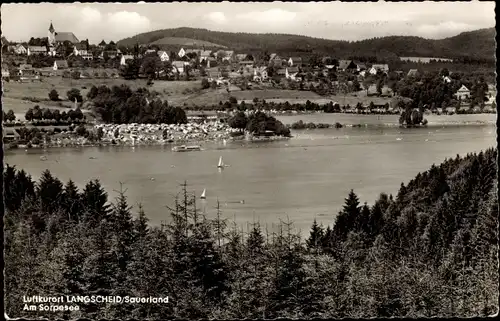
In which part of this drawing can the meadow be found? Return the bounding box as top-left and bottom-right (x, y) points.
(4, 75), (394, 119)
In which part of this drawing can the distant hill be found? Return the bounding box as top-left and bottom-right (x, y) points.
(117, 27), (496, 61)
(150, 37), (226, 49)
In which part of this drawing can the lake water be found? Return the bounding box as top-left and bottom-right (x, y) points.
(4, 124), (496, 236)
(275, 113), (497, 126)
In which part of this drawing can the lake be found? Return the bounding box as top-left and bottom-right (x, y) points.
(4, 124), (496, 236)
(275, 113), (497, 126)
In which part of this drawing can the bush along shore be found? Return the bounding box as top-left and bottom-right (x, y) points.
(3, 148), (498, 319)
(289, 120), (344, 129)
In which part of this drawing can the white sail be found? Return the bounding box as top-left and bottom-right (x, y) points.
(200, 189), (206, 199)
(218, 156), (224, 167)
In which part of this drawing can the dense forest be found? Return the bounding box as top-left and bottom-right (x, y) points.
(4, 147), (498, 319)
(117, 27), (496, 62)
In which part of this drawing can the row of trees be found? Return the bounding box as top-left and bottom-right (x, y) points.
(24, 105), (84, 122)
(223, 99), (394, 114)
(48, 88), (83, 102)
(87, 84), (187, 124)
(4, 147), (498, 318)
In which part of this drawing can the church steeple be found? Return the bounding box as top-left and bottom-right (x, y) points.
(48, 20), (56, 46)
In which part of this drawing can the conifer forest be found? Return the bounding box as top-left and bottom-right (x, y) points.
(3, 148), (498, 319)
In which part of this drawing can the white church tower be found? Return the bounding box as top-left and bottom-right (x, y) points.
(48, 21), (56, 46)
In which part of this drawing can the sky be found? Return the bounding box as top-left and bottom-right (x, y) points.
(1, 1), (496, 44)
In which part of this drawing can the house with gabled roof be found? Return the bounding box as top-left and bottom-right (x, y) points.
(200, 50), (212, 62)
(120, 54), (134, 66)
(178, 48), (186, 58)
(253, 66), (268, 82)
(98, 40), (107, 49)
(288, 57), (303, 67)
(369, 64), (389, 75)
(455, 85), (470, 100)
(407, 69), (419, 77)
(338, 60), (358, 72)
(339, 60), (356, 71)
(286, 66), (300, 81)
(221, 50), (234, 61)
(270, 54), (283, 67)
(158, 51), (169, 62)
(13, 44), (27, 55)
(235, 53), (247, 61)
(73, 42), (93, 60)
(356, 63), (367, 71)
(18, 64), (39, 81)
(99, 50), (121, 59)
(53, 60), (69, 71)
(27, 46), (47, 56)
(172, 61), (189, 74)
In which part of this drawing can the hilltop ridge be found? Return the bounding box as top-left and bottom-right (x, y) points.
(117, 27), (496, 60)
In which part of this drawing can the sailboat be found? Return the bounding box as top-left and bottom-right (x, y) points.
(217, 156), (224, 168)
(200, 189), (206, 200)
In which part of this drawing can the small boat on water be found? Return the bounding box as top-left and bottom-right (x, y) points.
(172, 145), (202, 152)
(217, 156), (224, 168)
(40, 156), (48, 161)
(200, 189), (206, 199)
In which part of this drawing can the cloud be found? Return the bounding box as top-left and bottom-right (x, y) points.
(236, 8), (297, 24)
(48, 6), (151, 42)
(205, 12), (227, 24)
(106, 11), (151, 35)
(80, 7), (102, 24)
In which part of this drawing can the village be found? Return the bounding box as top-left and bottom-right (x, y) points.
(2, 22), (497, 115)
(1, 21), (497, 150)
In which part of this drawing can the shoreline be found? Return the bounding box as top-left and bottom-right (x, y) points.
(7, 134), (292, 151)
(6, 120), (493, 152)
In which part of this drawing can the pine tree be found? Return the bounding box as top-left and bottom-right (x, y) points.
(368, 201), (385, 241)
(247, 222), (265, 256)
(306, 219), (324, 253)
(134, 203), (149, 240)
(3, 164), (19, 212)
(62, 179), (82, 222)
(269, 246), (306, 318)
(190, 220), (230, 304)
(3, 165), (36, 213)
(82, 220), (117, 317)
(110, 184), (135, 278)
(330, 190), (361, 258)
(37, 169), (64, 213)
(81, 179), (111, 225)
(358, 202), (371, 234)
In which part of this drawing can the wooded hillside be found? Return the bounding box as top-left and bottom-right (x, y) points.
(117, 27), (496, 61)
(4, 148), (498, 319)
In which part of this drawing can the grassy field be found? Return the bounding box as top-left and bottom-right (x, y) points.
(2, 77), (203, 119)
(3, 76), (393, 119)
